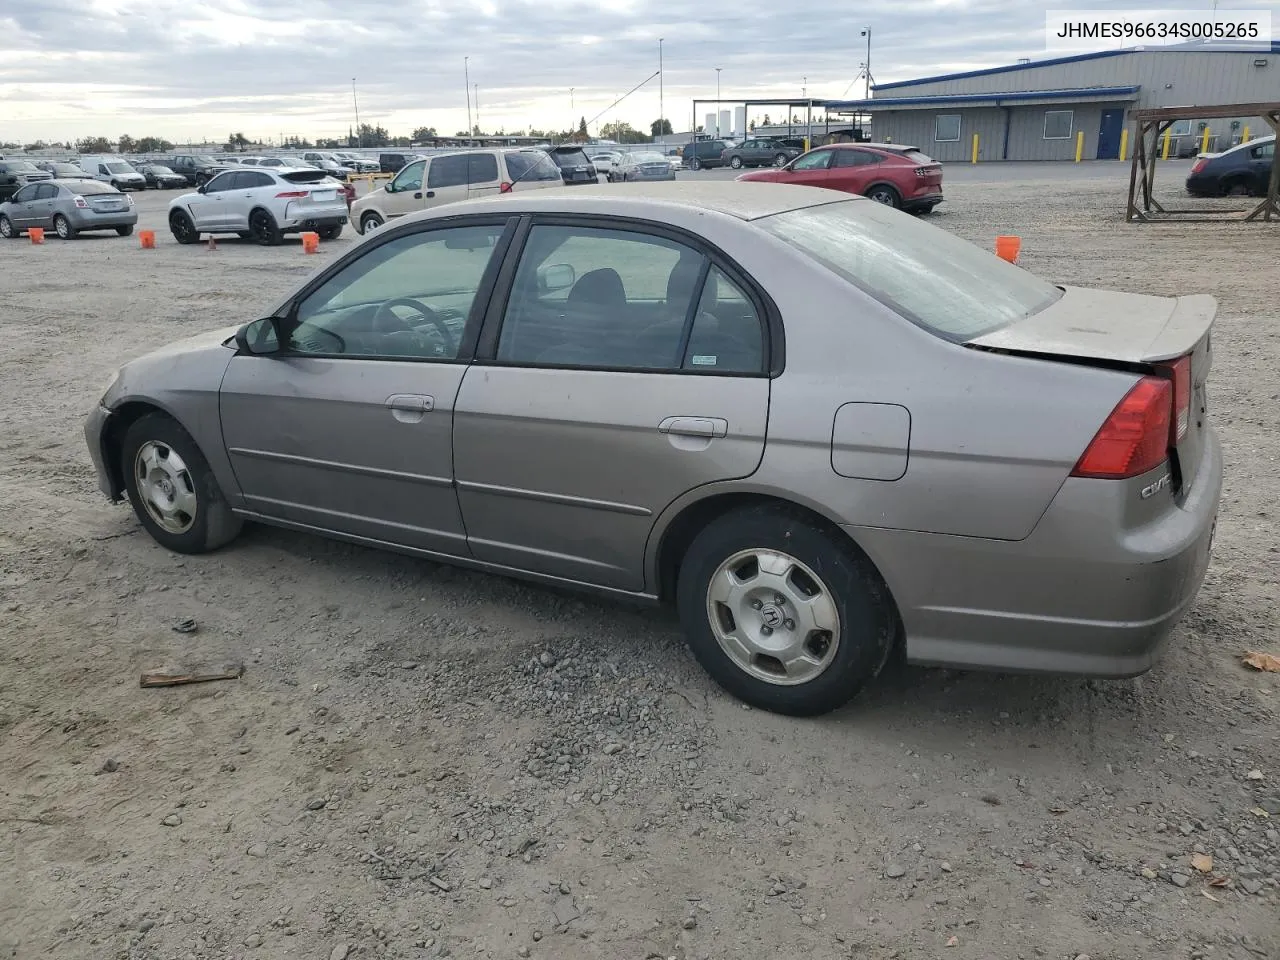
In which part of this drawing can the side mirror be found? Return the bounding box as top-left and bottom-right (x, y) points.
(196, 184), (207, 194)
(537, 263), (576, 293)
(235, 317), (280, 356)
(383, 182), (394, 193)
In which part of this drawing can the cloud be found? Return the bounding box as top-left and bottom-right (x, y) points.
(1, 0), (1277, 142)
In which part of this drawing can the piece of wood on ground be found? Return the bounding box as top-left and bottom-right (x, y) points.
(140, 663), (244, 688)
(1241, 651), (1280, 672)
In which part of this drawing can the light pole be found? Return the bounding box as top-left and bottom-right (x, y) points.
(570, 87), (575, 134)
(715, 67), (722, 135)
(351, 77), (361, 147)
(474, 83), (480, 136)
(860, 27), (872, 101)
(464, 57), (472, 140)
(658, 38), (664, 141)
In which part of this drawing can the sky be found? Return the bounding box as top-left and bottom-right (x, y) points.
(2, 0), (1278, 145)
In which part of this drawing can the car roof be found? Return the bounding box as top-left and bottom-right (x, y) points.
(408, 181), (849, 224)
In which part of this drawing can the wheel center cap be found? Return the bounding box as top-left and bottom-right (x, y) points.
(159, 479), (174, 497)
(760, 603), (784, 629)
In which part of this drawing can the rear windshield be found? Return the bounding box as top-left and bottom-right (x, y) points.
(758, 200), (1062, 340)
(69, 180), (122, 195)
(504, 151), (561, 182)
(280, 170), (332, 183)
(903, 150), (935, 164)
(547, 149), (589, 167)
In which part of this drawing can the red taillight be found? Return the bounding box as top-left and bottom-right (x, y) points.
(1156, 354), (1192, 442)
(914, 166), (928, 177)
(1190, 159), (1207, 175)
(499, 181), (512, 193)
(1071, 376), (1172, 479)
(74, 197), (89, 208)
(275, 190), (308, 198)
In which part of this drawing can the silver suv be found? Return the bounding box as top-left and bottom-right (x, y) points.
(167, 167), (349, 245)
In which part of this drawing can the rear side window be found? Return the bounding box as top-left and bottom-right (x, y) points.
(242, 171), (275, 188)
(467, 153), (499, 184)
(833, 150), (878, 167)
(504, 151), (561, 182)
(428, 154), (470, 188)
(759, 199), (1061, 340)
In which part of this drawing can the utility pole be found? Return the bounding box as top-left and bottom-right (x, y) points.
(351, 77), (361, 147)
(861, 27), (872, 101)
(715, 67), (722, 135)
(464, 57), (472, 142)
(474, 83), (480, 135)
(658, 38), (664, 141)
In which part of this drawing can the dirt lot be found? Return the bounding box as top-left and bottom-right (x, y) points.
(1, 175), (1278, 960)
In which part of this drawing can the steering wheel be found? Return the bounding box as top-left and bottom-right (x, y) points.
(372, 297), (457, 355)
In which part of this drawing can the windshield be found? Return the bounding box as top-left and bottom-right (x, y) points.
(191, 156), (217, 164)
(4, 161), (40, 172)
(758, 200), (1062, 340)
(633, 153), (665, 163)
(104, 163), (134, 174)
(150, 165), (175, 174)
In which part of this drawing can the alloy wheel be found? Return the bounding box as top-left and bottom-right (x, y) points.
(705, 548), (841, 686)
(55, 216), (71, 239)
(134, 441), (198, 535)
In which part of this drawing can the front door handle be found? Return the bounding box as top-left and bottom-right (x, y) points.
(386, 394), (435, 423)
(658, 416), (728, 439)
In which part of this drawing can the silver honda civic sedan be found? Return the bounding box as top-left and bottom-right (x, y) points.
(84, 182), (1221, 716)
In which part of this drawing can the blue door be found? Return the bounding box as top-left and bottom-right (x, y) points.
(1097, 109), (1124, 159)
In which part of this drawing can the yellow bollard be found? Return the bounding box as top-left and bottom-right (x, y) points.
(971, 132), (979, 164)
(1075, 130), (1084, 162)
(1119, 128), (1129, 161)
(1200, 126), (1211, 154)
(1161, 128), (1172, 160)
(1242, 125), (1251, 143)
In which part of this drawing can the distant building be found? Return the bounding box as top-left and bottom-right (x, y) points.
(828, 40), (1279, 161)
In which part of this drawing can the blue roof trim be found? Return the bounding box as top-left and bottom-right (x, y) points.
(829, 86), (1141, 111)
(874, 42), (1280, 91)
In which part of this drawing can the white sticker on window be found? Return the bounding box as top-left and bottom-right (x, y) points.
(690, 355), (718, 366)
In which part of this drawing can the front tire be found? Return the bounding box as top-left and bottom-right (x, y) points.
(0, 215), (15, 239)
(248, 208), (283, 246)
(689, 157), (702, 171)
(170, 210), (199, 244)
(116, 225), (134, 237)
(318, 224), (343, 240)
(54, 214), (76, 240)
(675, 506), (896, 716)
(729, 156), (743, 169)
(360, 211), (384, 234)
(120, 413), (242, 554)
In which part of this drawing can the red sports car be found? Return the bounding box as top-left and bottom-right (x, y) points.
(737, 142), (943, 213)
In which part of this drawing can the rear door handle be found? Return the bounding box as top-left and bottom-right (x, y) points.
(658, 416), (728, 439)
(386, 394), (434, 423)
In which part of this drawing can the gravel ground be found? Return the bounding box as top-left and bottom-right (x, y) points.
(1, 177), (1278, 960)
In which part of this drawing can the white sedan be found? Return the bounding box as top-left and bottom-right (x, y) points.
(589, 152), (623, 181)
(167, 167), (349, 245)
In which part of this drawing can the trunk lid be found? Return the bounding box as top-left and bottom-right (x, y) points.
(970, 285), (1215, 493)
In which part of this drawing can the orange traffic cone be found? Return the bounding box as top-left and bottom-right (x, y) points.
(995, 235), (1021, 263)
(206, 235), (217, 251)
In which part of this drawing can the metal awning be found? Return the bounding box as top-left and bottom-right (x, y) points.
(827, 86), (1141, 112)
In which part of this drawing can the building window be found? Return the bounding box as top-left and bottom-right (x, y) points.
(1043, 110), (1074, 140)
(1169, 119), (1192, 137)
(934, 114), (961, 142)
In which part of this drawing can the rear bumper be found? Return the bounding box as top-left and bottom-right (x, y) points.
(69, 210), (138, 229)
(903, 191), (943, 211)
(279, 208), (349, 232)
(1185, 174), (1220, 196)
(849, 425), (1222, 677)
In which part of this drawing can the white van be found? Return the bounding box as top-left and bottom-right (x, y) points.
(78, 157), (147, 191)
(349, 148), (564, 235)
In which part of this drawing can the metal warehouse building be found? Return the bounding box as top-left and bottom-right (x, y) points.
(830, 41), (1280, 162)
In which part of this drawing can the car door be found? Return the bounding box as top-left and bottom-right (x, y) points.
(780, 148), (834, 187)
(453, 219), (771, 592)
(827, 148), (881, 194)
(219, 217), (515, 554)
(465, 153), (501, 199)
(224, 170), (271, 230)
(381, 159), (427, 218)
(187, 171), (237, 230)
(1249, 140), (1274, 194)
(426, 154), (472, 207)
(30, 184), (60, 228)
(5, 184), (38, 229)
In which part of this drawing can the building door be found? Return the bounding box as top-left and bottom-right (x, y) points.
(1097, 109), (1124, 159)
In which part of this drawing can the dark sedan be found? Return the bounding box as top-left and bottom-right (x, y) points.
(1186, 135), (1275, 197)
(136, 164), (188, 189)
(722, 138), (803, 170)
(541, 145), (598, 185)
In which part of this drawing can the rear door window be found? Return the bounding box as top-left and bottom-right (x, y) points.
(467, 153), (499, 185)
(428, 154), (470, 188)
(833, 150), (878, 167)
(35, 184), (60, 200)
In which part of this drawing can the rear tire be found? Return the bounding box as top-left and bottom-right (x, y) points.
(54, 214), (76, 240)
(675, 505), (896, 716)
(170, 210), (199, 244)
(1222, 178), (1252, 197)
(120, 413), (242, 554)
(248, 208), (283, 246)
(318, 224), (343, 240)
(774, 153), (789, 166)
(865, 184), (902, 208)
(116, 225), (134, 236)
